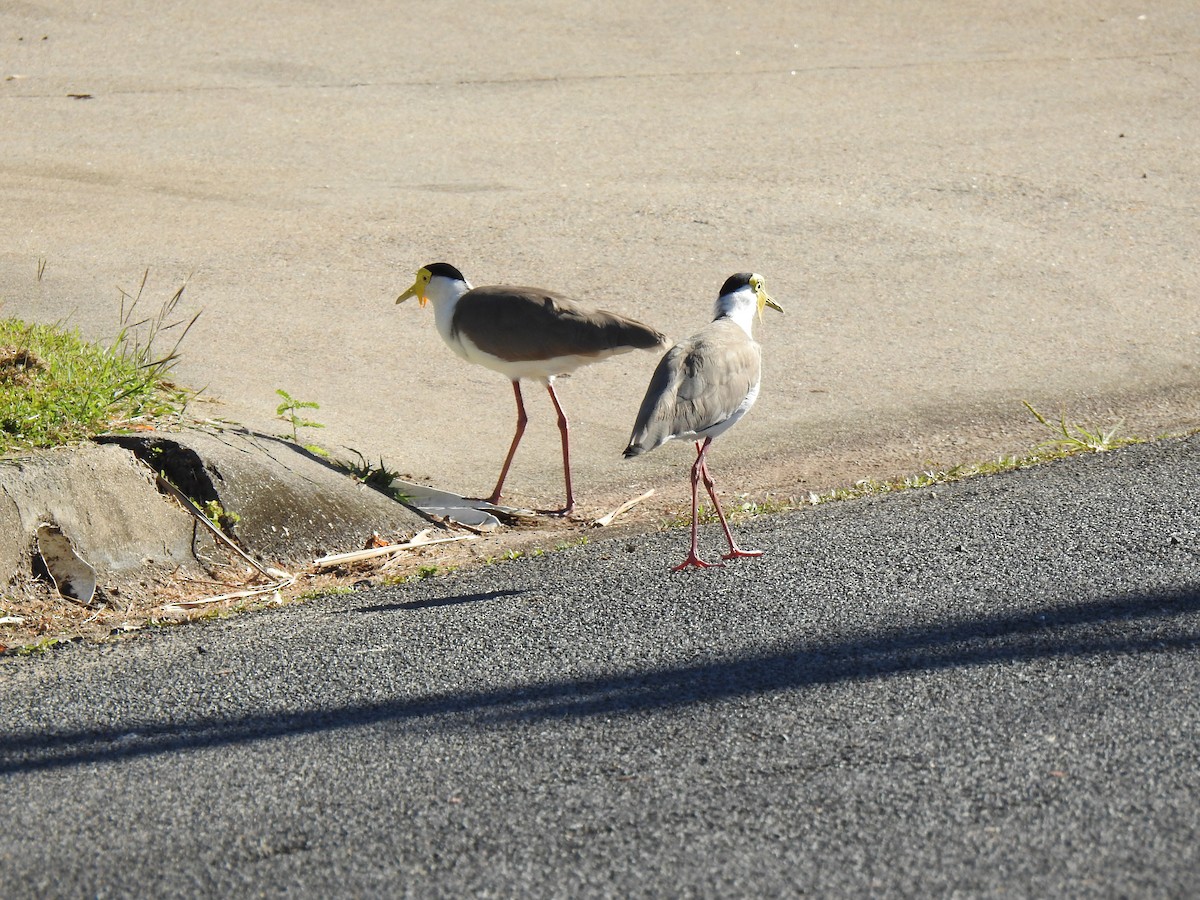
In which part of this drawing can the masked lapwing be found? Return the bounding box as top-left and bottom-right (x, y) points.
(397, 263), (667, 515)
(624, 272), (783, 570)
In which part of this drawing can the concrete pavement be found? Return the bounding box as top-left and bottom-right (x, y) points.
(3, 1), (1197, 520)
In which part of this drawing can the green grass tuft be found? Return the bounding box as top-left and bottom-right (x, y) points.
(0, 319), (191, 455)
(1, 270), (198, 457)
(1023, 401), (1131, 453)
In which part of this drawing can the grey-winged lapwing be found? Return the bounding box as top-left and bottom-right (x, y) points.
(624, 272), (782, 569)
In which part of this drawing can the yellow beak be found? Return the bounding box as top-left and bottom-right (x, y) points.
(396, 269), (432, 307)
(756, 286), (783, 320)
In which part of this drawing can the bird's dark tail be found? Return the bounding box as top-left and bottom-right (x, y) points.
(605, 318), (667, 352)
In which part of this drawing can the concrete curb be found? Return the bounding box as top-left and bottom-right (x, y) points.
(1, 427), (431, 600)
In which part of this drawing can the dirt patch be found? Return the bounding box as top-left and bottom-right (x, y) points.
(0, 348), (45, 388)
(0, 509), (605, 652)
(0, 429), (428, 651)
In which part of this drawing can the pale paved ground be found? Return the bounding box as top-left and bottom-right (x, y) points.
(2, 1), (1198, 521)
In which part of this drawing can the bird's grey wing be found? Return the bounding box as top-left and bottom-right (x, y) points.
(624, 323), (761, 456)
(675, 327), (761, 430)
(454, 287), (665, 362)
(624, 343), (688, 456)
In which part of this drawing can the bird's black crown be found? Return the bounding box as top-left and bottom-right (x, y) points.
(719, 272), (755, 296)
(424, 262), (466, 281)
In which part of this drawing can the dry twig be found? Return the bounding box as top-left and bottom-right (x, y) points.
(591, 489), (655, 528)
(311, 529), (475, 570)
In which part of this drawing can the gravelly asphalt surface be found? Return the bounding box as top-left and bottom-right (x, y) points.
(3, 436), (1199, 897)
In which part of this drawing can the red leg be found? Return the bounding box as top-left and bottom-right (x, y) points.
(545, 381), (574, 516)
(488, 381), (527, 505)
(696, 440), (763, 561)
(673, 441), (717, 571)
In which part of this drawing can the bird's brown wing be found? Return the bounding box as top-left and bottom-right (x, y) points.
(453, 286), (665, 363)
(624, 320), (761, 456)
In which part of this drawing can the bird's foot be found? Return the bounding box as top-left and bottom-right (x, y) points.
(672, 552), (720, 572)
(721, 547), (764, 561)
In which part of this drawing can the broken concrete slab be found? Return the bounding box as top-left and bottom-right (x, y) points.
(0, 426), (514, 619)
(99, 427), (429, 566)
(388, 480), (547, 532)
(34, 523), (100, 606)
(0, 443), (211, 590)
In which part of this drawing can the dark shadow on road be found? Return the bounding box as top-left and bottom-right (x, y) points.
(3, 586), (1198, 774)
(354, 589), (526, 613)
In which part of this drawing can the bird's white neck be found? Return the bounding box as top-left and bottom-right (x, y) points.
(713, 287), (758, 337)
(424, 275), (472, 309)
(425, 275), (473, 346)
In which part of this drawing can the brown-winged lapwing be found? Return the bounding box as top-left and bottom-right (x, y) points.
(398, 263), (667, 515)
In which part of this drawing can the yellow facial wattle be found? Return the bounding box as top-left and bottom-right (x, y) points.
(396, 268), (433, 307)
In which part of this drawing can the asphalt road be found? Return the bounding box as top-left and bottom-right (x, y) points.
(2, 435), (1198, 897)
